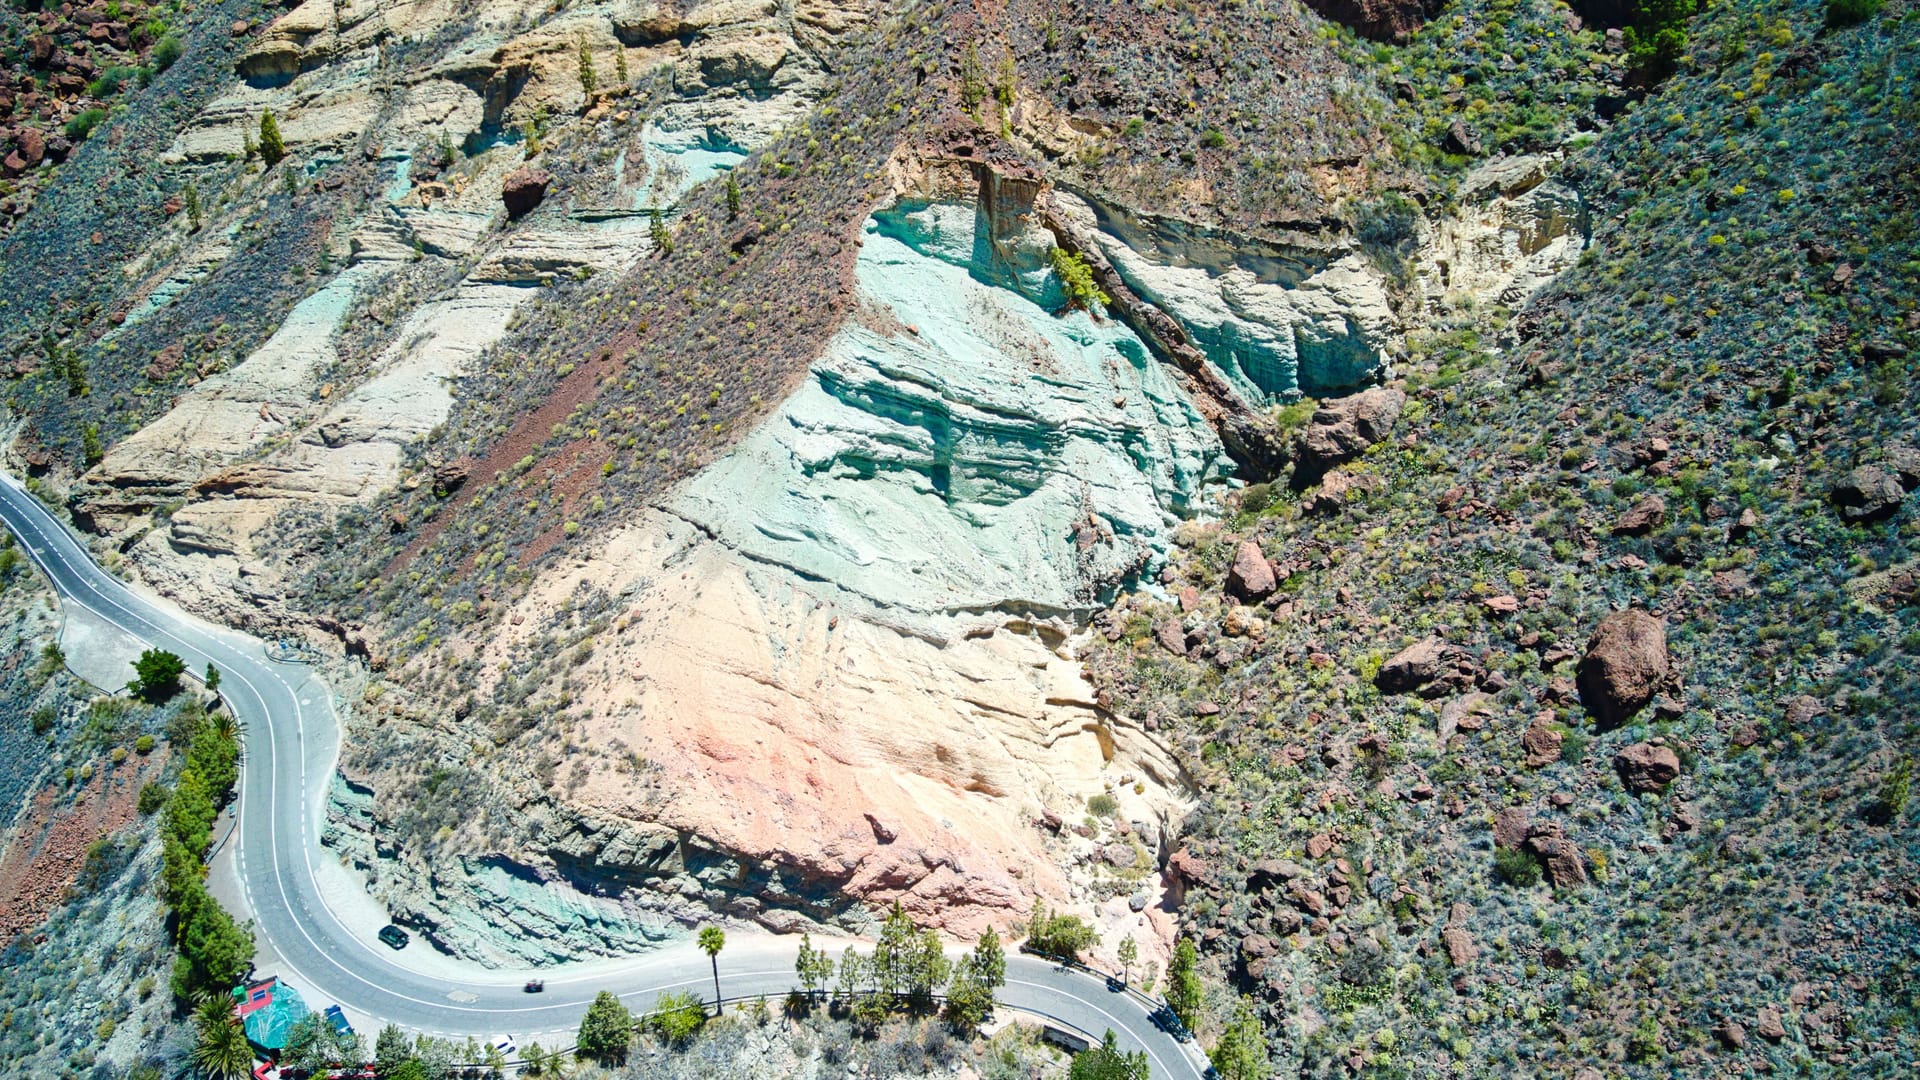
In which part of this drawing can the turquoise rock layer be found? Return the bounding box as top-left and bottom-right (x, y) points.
(670, 202), (1230, 613)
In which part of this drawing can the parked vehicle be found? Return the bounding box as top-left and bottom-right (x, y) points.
(488, 1035), (517, 1059)
(377, 924), (409, 949)
(1149, 1005), (1192, 1042)
(322, 1004), (353, 1036)
(523, 979), (544, 993)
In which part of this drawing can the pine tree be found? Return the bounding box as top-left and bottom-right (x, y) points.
(184, 183), (201, 230)
(725, 171), (741, 219)
(258, 110), (286, 167)
(1166, 936), (1204, 1029)
(575, 990), (633, 1064)
(577, 36), (597, 100)
(1211, 998), (1271, 1080)
(648, 207), (673, 255)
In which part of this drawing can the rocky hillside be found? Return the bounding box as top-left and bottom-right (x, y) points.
(0, 0), (1914, 1074)
(1082, 0), (1920, 1075)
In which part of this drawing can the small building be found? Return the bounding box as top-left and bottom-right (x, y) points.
(234, 977), (311, 1054)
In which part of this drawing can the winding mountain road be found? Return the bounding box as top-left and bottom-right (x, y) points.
(0, 471), (1206, 1077)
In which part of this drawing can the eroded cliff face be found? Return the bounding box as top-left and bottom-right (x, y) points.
(326, 179), (1213, 964)
(70, 0), (872, 628)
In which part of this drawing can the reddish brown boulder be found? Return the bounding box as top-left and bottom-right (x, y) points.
(13, 127), (44, 169)
(1577, 608), (1669, 728)
(1611, 494), (1666, 536)
(501, 166), (552, 220)
(1441, 925), (1477, 965)
(1376, 637), (1476, 697)
(1756, 1007), (1787, 1042)
(1613, 741), (1681, 793)
(1524, 822), (1588, 888)
(1300, 0), (1444, 41)
(1226, 540), (1276, 601)
(1493, 806), (1531, 850)
(1521, 716), (1564, 768)
(1300, 387), (1406, 471)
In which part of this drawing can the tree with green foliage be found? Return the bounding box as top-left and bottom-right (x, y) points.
(374, 1023), (411, 1074)
(1624, 0), (1693, 82)
(648, 990), (706, 1044)
(698, 925), (726, 1011)
(131, 648), (185, 702)
(1165, 937), (1203, 1030)
(1117, 935), (1138, 984)
(959, 43), (987, 111)
(170, 899), (254, 1000)
(1027, 897), (1101, 959)
(575, 990), (633, 1064)
(1069, 1030), (1149, 1080)
(974, 926), (1005, 990)
(944, 954), (994, 1030)
(1211, 999), (1269, 1080)
(648, 207), (673, 255)
(577, 36), (597, 99)
(153, 34), (184, 72)
(184, 182), (202, 230)
(794, 932), (832, 1000)
(282, 1012), (364, 1075)
(1049, 248), (1111, 315)
(204, 663), (221, 693)
(725, 171), (741, 219)
(192, 996), (253, 1080)
(259, 110), (286, 167)
(1826, 0), (1882, 26)
(835, 947), (873, 1004)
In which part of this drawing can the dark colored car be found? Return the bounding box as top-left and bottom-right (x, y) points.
(377, 924), (409, 949)
(523, 980), (544, 993)
(1150, 1005), (1192, 1042)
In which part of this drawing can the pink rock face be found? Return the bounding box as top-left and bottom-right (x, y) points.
(1577, 608), (1669, 727)
(1226, 540), (1276, 601)
(1613, 742), (1681, 793)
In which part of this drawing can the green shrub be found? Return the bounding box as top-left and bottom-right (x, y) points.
(152, 35), (184, 72)
(1200, 128), (1228, 149)
(1494, 846), (1541, 887)
(131, 649), (185, 702)
(1825, 0), (1882, 27)
(647, 990), (705, 1044)
(138, 782), (167, 815)
(64, 109), (107, 142)
(1087, 792), (1119, 817)
(259, 110), (286, 167)
(1048, 248), (1110, 314)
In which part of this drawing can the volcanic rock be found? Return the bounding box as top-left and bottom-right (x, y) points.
(1833, 465), (1908, 521)
(1376, 637), (1476, 697)
(1613, 742), (1681, 793)
(501, 167), (552, 220)
(1612, 494), (1666, 536)
(1300, 387), (1406, 472)
(1226, 540), (1277, 601)
(1576, 608), (1669, 728)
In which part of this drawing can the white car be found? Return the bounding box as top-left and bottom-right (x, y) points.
(488, 1035), (517, 1059)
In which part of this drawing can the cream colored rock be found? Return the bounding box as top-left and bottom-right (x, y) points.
(1415, 154), (1590, 310)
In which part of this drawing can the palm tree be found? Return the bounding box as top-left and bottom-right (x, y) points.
(192, 995), (252, 1080)
(697, 926), (726, 1014)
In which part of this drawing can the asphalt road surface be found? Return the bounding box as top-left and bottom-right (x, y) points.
(0, 472), (1207, 1077)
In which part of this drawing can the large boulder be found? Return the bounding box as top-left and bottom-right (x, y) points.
(1298, 0), (1444, 40)
(1226, 540), (1277, 601)
(1611, 494), (1666, 536)
(501, 167), (552, 220)
(1523, 822), (1588, 888)
(1299, 387), (1406, 472)
(1613, 742), (1681, 793)
(1576, 609), (1669, 728)
(1832, 465), (1909, 521)
(1375, 637), (1476, 697)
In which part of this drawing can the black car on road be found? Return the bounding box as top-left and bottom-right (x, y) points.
(377, 925), (410, 949)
